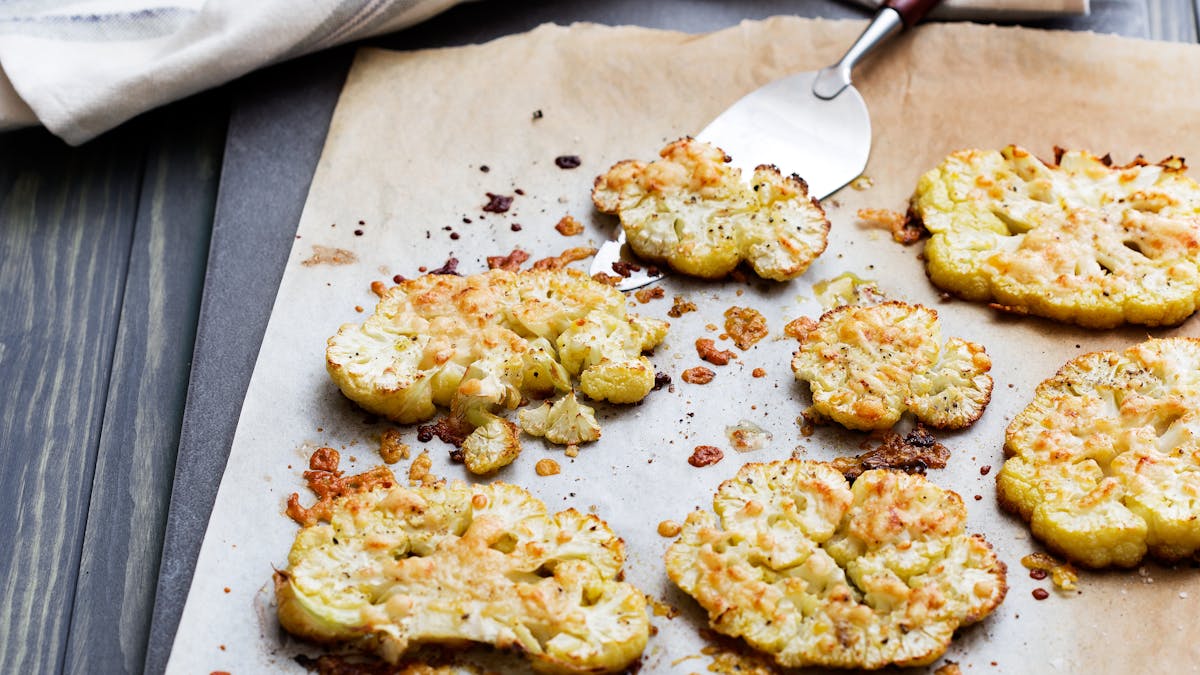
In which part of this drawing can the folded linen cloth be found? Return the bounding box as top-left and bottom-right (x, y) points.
(0, 0), (1088, 145)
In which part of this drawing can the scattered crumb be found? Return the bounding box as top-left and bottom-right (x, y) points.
(1021, 552), (1079, 591)
(857, 208), (924, 245)
(535, 458), (561, 476)
(555, 155), (581, 169)
(408, 450), (441, 487)
(667, 296), (697, 317)
(695, 338), (736, 365)
(850, 175), (874, 190)
(285, 448), (397, 526)
(554, 215), (584, 236)
(688, 445), (724, 467)
(652, 372), (672, 391)
(565, 444), (580, 458)
(379, 428), (410, 464)
(726, 420), (772, 452)
(657, 520), (682, 538)
(681, 366), (715, 385)
(724, 306), (768, 350)
(934, 662), (962, 675)
(301, 245), (356, 267)
(783, 316), (818, 341)
(416, 417), (469, 447)
(354, 305), (364, 313)
(483, 193), (513, 213)
(427, 258), (460, 275)
(486, 247), (530, 271)
(610, 260), (641, 278)
(752, 368), (766, 378)
(634, 286), (665, 304)
(980, 465), (992, 475)
(829, 426), (949, 481)
(370, 280), (388, 297)
(591, 272), (623, 286)
(646, 594), (681, 619)
(531, 246), (597, 270)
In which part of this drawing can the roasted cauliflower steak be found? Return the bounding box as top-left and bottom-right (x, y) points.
(327, 268), (667, 422)
(791, 301), (993, 430)
(277, 481), (650, 673)
(666, 459), (1006, 669)
(912, 145), (1200, 328)
(592, 138), (830, 281)
(998, 337), (1200, 568)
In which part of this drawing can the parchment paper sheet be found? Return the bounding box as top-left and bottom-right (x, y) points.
(168, 18), (1200, 674)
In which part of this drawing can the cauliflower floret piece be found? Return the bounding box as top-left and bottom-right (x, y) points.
(277, 481), (650, 673)
(791, 302), (992, 431)
(665, 459), (1007, 669)
(592, 138), (830, 281)
(327, 269), (667, 421)
(519, 391), (602, 445)
(461, 414), (522, 474)
(998, 337), (1200, 568)
(911, 146), (1200, 328)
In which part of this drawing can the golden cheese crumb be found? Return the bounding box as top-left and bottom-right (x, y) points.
(657, 520), (682, 537)
(379, 429), (410, 464)
(554, 215), (584, 236)
(724, 306), (768, 350)
(535, 458), (561, 476)
(668, 296), (697, 317)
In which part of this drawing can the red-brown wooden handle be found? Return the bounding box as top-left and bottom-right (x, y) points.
(884, 0), (943, 26)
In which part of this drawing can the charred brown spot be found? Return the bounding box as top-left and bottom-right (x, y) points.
(831, 425), (950, 481)
(483, 193), (513, 213)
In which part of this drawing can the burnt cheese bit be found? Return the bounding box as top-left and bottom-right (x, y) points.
(652, 372), (672, 391)
(483, 193), (513, 213)
(428, 258), (460, 275)
(695, 338), (736, 366)
(555, 155), (582, 169)
(611, 260), (641, 278)
(688, 445), (724, 467)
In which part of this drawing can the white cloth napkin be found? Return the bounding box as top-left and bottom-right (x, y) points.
(0, 0), (1088, 145)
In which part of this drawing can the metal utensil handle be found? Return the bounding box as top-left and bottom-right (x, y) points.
(885, 0), (943, 26)
(811, 0), (943, 100)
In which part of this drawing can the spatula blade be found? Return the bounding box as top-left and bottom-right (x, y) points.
(697, 71), (871, 200)
(593, 71), (871, 291)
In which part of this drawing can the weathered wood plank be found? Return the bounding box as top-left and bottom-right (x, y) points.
(0, 129), (144, 674)
(1147, 0), (1198, 41)
(63, 103), (225, 675)
(144, 57), (348, 675)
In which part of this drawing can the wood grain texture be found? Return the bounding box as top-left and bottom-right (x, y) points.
(1147, 0), (1198, 41)
(63, 109), (224, 675)
(0, 128), (144, 674)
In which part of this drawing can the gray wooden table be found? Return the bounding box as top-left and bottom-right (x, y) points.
(0, 1), (1195, 673)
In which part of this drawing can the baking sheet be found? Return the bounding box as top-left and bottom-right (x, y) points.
(167, 18), (1200, 673)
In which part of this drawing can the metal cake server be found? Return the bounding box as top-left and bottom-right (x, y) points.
(591, 0), (942, 290)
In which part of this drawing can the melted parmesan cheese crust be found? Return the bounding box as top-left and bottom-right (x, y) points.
(999, 337), (1200, 568)
(277, 481), (650, 673)
(592, 138), (829, 281)
(326, 269), (669, 424)
(666, 460), (1006, 669)
(912, 146), (1200, 328)
(791, 302), (993, 430)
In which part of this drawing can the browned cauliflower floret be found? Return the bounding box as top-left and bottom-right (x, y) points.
(460, 414), (522, 474)
(519, 391), (602, 446)
(998, 337), (1200, 568)
(326, 269), (667, 454)
(277, 481), (650, 673)
(790, 302), (993, 430)
(665, 459), (1006, 669)
(912, 146), (1200, 328)
(592, 138), (829, 281)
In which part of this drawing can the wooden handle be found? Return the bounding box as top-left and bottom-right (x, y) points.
(884, 0), (943, 26)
